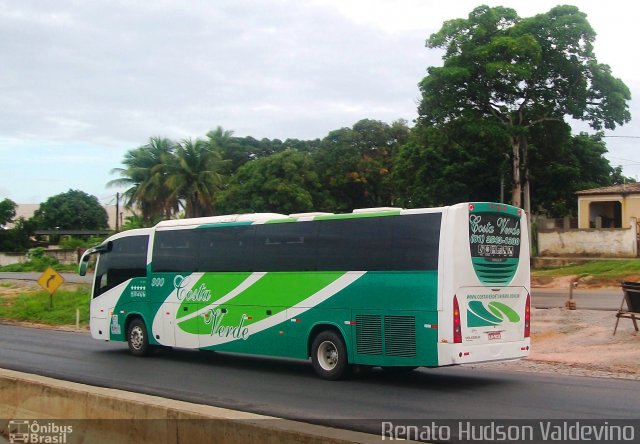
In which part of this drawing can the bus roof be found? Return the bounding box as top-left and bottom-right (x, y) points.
(104, 204), (515, 236)
(155, 213), (288, 228)
(153, 207), (455, 229)
(96, 202), (516, 240)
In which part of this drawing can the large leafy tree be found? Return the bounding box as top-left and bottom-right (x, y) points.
(0, 198), (28, 252)
(0, 217), (36, 252)
(216, 149), (325, 214)
(313, 119), (410, 211)
(392, 119), (510, 207)
(528, 125), (631, 216)
(33, 190), (108, 230)
(0, 198), (17, 227)
(420, 5), (631, 213)
(206, 126), (319, 175)
(108, 137), (178, 224)
(393, 118), (626, 215)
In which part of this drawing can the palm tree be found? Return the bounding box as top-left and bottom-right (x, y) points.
(206, 126), (234, 150)
(108, 137), (177, 224)
(166, 138), (226, 218)
(206, 126), (244, 174)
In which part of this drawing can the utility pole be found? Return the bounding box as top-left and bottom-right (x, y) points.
(115, 192), (120, 232)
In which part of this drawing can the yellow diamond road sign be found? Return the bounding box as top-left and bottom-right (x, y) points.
(37, 267), (64, 295)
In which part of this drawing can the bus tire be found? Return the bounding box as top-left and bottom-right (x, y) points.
(311, 330), (350, 380)
(127, 318), (150, 357)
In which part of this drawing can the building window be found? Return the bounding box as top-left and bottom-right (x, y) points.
(589, 201), (622, 228)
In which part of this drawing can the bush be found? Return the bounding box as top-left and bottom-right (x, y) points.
(59, 236), (106, 250)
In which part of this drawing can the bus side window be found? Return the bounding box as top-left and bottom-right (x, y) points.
(153, 230), (198, 272)
(317, 218), (392, 271)
(392, 213), (441, 271)
(253, 223), (317, 272)
(199, 226), (256, 272)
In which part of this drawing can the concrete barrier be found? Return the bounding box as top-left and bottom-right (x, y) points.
(0, 368), (381, 443)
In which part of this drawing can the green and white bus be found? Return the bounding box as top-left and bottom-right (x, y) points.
(79, 202), (530, 380)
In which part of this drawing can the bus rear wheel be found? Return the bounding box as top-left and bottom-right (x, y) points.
(127, 318), (150, 357)
(311, 331), (349, 380)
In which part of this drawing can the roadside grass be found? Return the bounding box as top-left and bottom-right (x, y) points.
(532, 259), (640, 285)
(0, 285), (90, 327)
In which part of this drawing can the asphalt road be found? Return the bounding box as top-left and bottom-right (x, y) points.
(531, 287), (622, 310)
(0, 323), (637, 437)
(0, 271), (91, 284)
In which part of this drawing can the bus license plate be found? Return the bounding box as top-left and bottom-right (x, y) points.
(488, 331), (501, 340)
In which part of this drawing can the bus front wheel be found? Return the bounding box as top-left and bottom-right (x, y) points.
(127, 318), (150, 357)
(311, 331), (349, 380)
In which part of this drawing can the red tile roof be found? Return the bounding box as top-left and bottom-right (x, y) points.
(576, 183), (640, 195)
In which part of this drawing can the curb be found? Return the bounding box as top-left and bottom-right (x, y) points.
(0, 368), (381, 444)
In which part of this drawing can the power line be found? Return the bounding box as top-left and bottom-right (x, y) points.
(602, 135), (640, 139)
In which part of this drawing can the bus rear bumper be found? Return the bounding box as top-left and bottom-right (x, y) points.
(438, 339), (531, 366)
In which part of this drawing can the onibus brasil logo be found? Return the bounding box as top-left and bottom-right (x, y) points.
(7, 420), (73, 443)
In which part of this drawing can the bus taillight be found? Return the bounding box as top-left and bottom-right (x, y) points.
(453, 295), (462, 343)
(524, 293), (531, 338)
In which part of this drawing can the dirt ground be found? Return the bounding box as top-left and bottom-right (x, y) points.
(0, 279), (40, 298)
(483, 307), (640, 380)
(1, 279), (638, 380)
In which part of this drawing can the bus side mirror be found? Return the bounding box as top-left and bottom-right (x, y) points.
(78, 242), (110, 276)
(78, 256), (89, 276)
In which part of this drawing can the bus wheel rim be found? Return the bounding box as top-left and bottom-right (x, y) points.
(317, 340), (338, 371)
(130, 326), (144, 349)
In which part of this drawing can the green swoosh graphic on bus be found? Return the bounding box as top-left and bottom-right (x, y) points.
(467, 300), (520, 327)
(467, 300), (502, 327)
(195, 271), (365, 347)
(176, 271), (355, 336)
(488, 301), (520, 322)
(176, 272), (259, 319)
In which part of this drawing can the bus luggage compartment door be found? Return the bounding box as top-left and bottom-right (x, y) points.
(89, 302), (113, 340)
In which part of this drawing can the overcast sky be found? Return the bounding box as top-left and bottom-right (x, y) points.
(1, 0), (639, 205)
